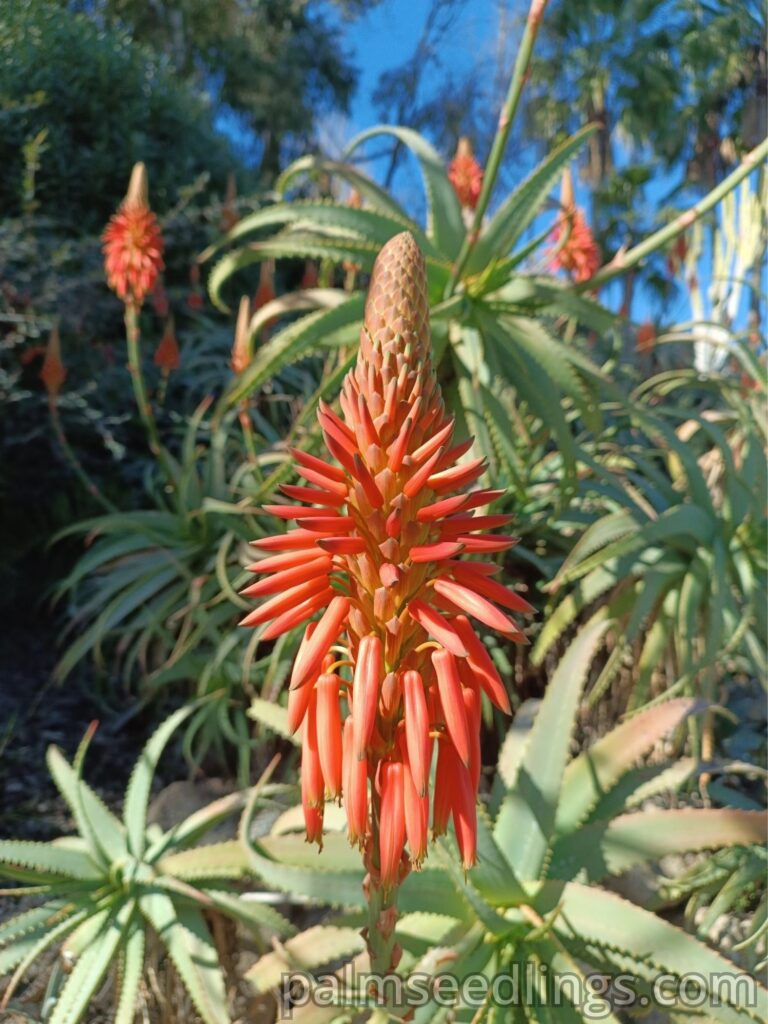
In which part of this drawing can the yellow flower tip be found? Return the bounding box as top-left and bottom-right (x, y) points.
(560, 165), (575, 215)
(125, 161), (149, 210)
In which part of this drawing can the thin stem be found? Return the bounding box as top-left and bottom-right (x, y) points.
(48, 399), (117, 512)
(238, 402), (258, 463)
(124, 303), (176, 489)
(447, 0), (549, 294)
(584, 138), (768, 291)
(363, 790), (406, 1016)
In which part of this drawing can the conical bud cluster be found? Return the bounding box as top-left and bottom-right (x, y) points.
(241, 232), (532, 880)
(448, 138), (484, 210)
(103, 163), (165, 306)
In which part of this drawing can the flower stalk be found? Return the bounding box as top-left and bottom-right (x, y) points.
(447, 0), (550, 292)
(124, 303), (176, 488)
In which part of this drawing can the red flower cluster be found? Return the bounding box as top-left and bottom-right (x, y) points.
(448, 137), (484, 210)
(241, 233), (532, 884)
(102, 163), (164, 306)
(550, 167), (600, 283)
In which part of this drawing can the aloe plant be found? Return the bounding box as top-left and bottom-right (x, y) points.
(533, 351), (767, 724)
(242, 625), (767, 1022)
(0, 704), (292, 1024)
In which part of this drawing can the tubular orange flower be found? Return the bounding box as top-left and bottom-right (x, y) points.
(102, 163), (164, 306)
(238, 231), (533, 962)
(154, 319), (181, 372)
(448, 137), (484, 210)
(40, 325), (67, 399)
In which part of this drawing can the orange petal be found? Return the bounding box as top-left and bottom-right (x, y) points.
(290, 596), (350, 689)
(432, 578), (519, 634)
(408, 600), (468, 658)
(378, 760), (406, 892)
(449, 564), (535, 615)
(432, 649), (471, 767)
(253, 529), (329, 552)
(410, 541), (464, 563)
(416, 493), (467, 522)
(239, 575), (331, 627)
(240, 556), (331, 597)
(343, 716), (369, 845)
(352, 635), (382, 759)
(400, 736), (429, 866)
(316, 673), (343, 798)
(280, 484), (346, 507)
(402, 445), (445, 498)
(258, 589), (332, 641)
(403, 670), (432, 797)
(317, 536), (366, 555)
(290, 447), (347, 483)
(452, 615), (511, 714)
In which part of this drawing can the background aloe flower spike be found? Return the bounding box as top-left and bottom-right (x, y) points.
(242, 230), (533, 964)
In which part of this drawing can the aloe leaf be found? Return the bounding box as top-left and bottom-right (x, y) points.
(114, 913), (145, 1024)
(157, 840), (250, 881)
(555, 697), (701, 835)
(554, 504), (714, 588)
(48, 901), (132, 1024)
(549, 808), (767, 882)
(246, 925), (365, 993)
(546, 882), (768, 1024)
(346, 125), (465, 258)
(494, 620), (609, 880)
(46, 746), (126, 868)
(472, 125), (597, 270)
(208, 235), (379, 311)
(147, 790), (249, 861)
(202, 888), (295, 937)
(201, 199), (436, 262)
(140, 892), (228, 1024)
(248, 698), (298, 745)
(123, 703), (200, 858)
(0, 840), (100, 882)
(0, 909), (86, 1003)
(277, 154), (412, 222)
(585, 757), (698, 823)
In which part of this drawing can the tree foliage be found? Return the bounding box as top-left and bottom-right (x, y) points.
(0, 0), (236, 229)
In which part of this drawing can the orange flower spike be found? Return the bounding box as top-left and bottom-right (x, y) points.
(231, 296), (252, 375)
(316, 672), (343, 799)
(550, 165), (601, 284)
(448, 137), (484, 210)
(103, 162), (164, 306)
(378, 760), (406, 892)
(237, 231), (533, 870)
(301, 689), (325, 846)
(154, 319), (180, 372)
(40, 325), (67, 399)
